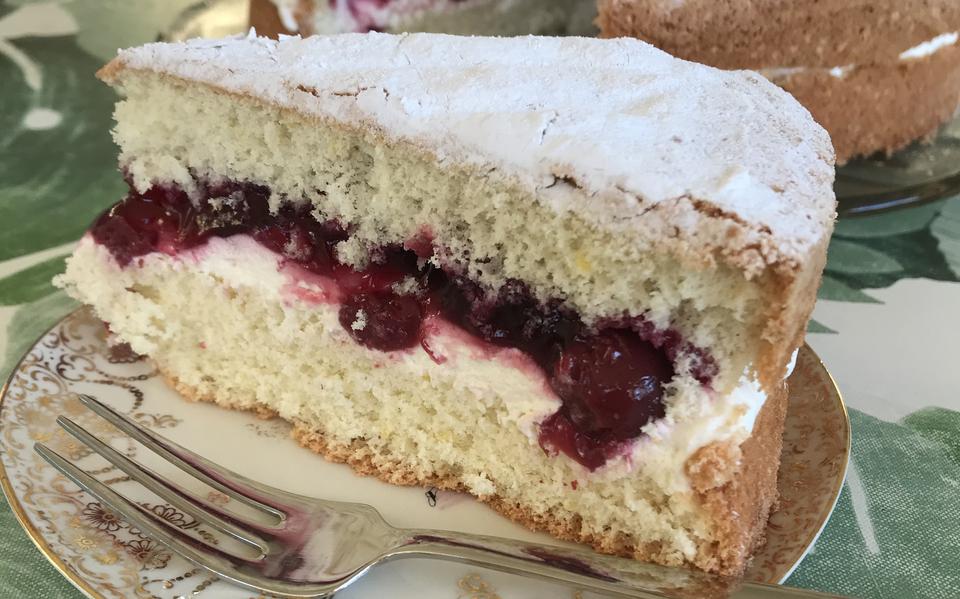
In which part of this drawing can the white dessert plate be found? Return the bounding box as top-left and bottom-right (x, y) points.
(0, 308), (849, 598)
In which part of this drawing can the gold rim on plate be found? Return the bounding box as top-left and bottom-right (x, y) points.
(0, 312), (104, 599)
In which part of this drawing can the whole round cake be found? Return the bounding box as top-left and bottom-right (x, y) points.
(597, 0), (960, 164)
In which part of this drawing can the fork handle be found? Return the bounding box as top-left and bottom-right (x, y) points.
(389, 530), (845, 599)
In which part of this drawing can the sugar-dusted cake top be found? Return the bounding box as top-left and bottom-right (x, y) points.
(100, 32), (835, 269)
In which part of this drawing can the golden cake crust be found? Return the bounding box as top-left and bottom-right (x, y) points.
(163, 368), (788, 576)
(597, 0), (960, 69)
(689, 381), (788, 573)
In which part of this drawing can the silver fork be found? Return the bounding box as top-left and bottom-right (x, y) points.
(34, 394), (846, 599)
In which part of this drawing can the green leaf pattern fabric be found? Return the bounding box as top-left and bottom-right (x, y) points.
(931, 196), (960, 278)
(0, 253), (68, 305)
(787, 409), (960, 599)
(824, 197), (960, 298)
(0, 2), (124, 262)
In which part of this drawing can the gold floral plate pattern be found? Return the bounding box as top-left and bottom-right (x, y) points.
(0, 308), (850, 598)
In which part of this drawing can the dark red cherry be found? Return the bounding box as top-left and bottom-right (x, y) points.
(538, 411), (613, 471)
(90, 209), (156, 266)
(551, 330), (672, 441)
(339, 292), (422, 351)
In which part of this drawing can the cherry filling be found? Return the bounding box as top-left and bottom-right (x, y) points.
(90, 180), (715, 470)
(339, 292), (422, 351)
(539, 332), (673, 470)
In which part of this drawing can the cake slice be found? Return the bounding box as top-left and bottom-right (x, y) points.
(57, 32), (836, 575)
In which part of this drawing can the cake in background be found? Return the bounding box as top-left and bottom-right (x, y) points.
(250, 0), (598, 37)
(56, 32), (835, 575)
(597, 0), (960, 164)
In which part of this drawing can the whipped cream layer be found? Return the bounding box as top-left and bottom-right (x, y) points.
(69, 233), (774, 493)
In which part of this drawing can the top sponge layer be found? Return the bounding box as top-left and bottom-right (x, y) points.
(99, 32), (835, 275)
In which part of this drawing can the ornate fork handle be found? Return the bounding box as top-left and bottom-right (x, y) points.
(38, 394), (849, 598)
(386, 530), (843, 599)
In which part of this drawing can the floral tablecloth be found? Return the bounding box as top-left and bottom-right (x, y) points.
(1, 1), (958, 597)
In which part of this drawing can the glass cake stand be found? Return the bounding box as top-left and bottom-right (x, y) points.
(165, 0), (960, 218)
(834, 115), (960, 216)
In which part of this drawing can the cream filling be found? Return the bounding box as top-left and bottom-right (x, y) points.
(67, 234), (776, 493)
(760, 31), (959, 81)
(900, 31), (959, 60)
(785, 347), (799, 379)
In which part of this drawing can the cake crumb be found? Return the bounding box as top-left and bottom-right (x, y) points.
(391, 276), (421, 296)
(335, 236), (371, 269)
(351, 309), (367, 331)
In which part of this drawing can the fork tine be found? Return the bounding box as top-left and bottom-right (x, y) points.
(77, 394), (293, 517)
(56, 415), (271, 554)
(34, 443), (272, 592)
